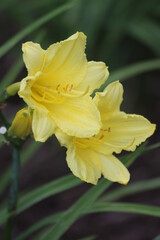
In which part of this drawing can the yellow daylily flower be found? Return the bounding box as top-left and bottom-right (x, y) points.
(9, 108), (32, 140)
(18, 32), (109, 142)
(55, 81), (156, 185)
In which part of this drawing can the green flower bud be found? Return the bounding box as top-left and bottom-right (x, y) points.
(9, 108), (32, 139)
(6, 82), (20, 96)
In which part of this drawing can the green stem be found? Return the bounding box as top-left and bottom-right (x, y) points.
(0, 110), (10, 129)
(2, 147), (20, 240)
(0, 92), (9, 104)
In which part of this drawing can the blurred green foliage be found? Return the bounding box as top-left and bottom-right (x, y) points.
(1, 0), (160, 67)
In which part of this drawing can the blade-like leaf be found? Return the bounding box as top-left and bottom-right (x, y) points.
(101, 177), (160, 202)
(0, 1), (75, 58)
(40, 179), (110, 240)
(99, 58), (160, 91)
(90, 202), (160, 218)
(0, 174), (81, 225)
(16, 212), (62, 240)
(17, 174), (81, 214)
(127, 18), (160, 54)
(17, 200), (160, 240)
(153, 235), (160, 240)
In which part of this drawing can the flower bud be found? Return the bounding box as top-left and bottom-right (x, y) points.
(9, 108), (32, 139)
(6, 82), (20, 96)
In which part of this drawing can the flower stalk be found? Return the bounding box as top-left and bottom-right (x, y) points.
(0, 92), (21, 239)
(2, 146), (20, 240)
(0, 92), (9, 105)
(0, 110), (10, 129)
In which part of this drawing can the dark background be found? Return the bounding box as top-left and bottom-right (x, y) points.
(0, 0), (160, 239)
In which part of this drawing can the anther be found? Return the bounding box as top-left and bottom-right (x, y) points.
(65, 84), (69, 93)
(69, 84), (73, 91)
(99, 134), (104, 140)
(56, 84), (60, 91)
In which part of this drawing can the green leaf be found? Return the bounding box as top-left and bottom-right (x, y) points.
(145, 142), (160, 152)
(0, 1), (75, 58)
(17, 198), (160, 240)
(89, 202), (160, 218)
(16, 212), (62, 240)
(17, 199), (160, 240)
(153, 235), (160, 240)
(121, 143), (147, 168)
(0, 174), (81, 225)
(17, 174), (81, 214)
(101, 177), (160, 202)
(40, 179), (110, 240)
(39, 144), (146, 240)
(127, 18), (160, 54)
(99, 58), (160, 91)
(0, 134), (5, 145)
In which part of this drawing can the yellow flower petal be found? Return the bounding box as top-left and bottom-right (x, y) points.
(41, 32), (87, 89)
(76, 61), (109, 94)
(66, 144), (101, 184)
(102, 112), (156, 153)
(94, 81), (123, 119)
(48, 95), (101, 138)
(18, 74), (47, 112)
(55, 128), (72, 148)
(22, 42), (45, 76)
(32, 110), (55, 142)
(99, 154), (130, 184)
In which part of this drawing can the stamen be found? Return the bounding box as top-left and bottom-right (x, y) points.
(102, 127), (111, 132)
(99, 134), (104, 140)
(69, 84), (73, 91)
(65, 84), (69, 93)
(56, 84), (60, 91)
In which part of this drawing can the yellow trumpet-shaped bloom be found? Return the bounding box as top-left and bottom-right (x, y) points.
(19, 32), (109, 142)
(9, 108), (32, 139)
(55, 81), (156, 185)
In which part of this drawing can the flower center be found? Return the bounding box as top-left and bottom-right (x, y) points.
(31, 82), (74, 105)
